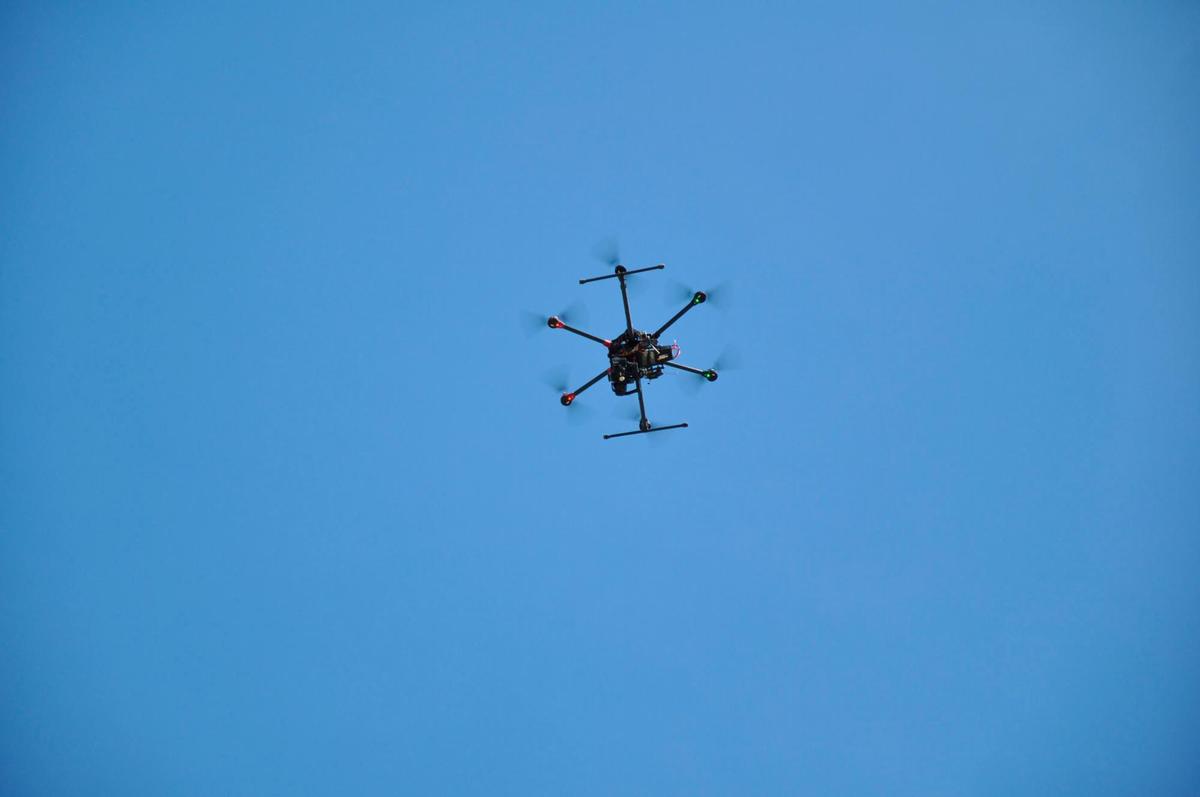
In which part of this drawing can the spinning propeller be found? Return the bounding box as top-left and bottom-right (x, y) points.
(668, 279), (733, 309)
(521, 300), (588, 337)
(593, 237), (621, 268)
(541, 366), (594, 423)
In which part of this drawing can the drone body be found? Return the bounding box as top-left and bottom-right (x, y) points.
(548, 263), (720, 439)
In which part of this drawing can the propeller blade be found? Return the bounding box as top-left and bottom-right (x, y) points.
(667, 279), (733, 309)
(521, 299), (590, 336)
(624, 266), (656, 299)
(520, 310), (549, 336)
(675, 347), (740, 395)
(541, 365), (571, 394)
(558, 299), (589, 326)
(565, 400), (595, 426)
(679, 372), (706, 395)
(542, 365), (597, 424)
(593, 236), (621, 268)
(713, 345), (743, 372)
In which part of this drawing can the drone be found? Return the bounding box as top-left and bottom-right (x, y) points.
(546, 262), (720, 440)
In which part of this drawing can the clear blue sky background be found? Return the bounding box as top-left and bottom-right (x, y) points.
(2, 2), (1198, 794)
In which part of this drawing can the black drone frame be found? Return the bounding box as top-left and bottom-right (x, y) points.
(549, 262), (716, 440)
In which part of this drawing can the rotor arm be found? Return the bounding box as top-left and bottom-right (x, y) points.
(651, 291), (707, 339)
(618, 270), (634, 336)
(663, 360), (718, 382)
(560, 368), (609, 406)
(547, 316), (610, 348)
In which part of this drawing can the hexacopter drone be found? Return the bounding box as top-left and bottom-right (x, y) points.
(547, 262), (719, 439)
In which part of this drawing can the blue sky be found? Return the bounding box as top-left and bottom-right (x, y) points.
(2, 2), (1198, 794)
